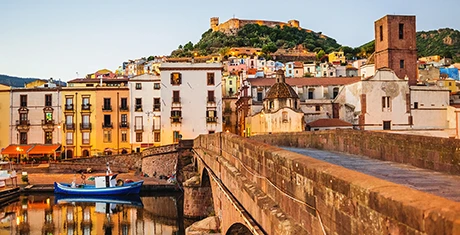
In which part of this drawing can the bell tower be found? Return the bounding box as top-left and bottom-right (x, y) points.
(374, 15), (417, 85)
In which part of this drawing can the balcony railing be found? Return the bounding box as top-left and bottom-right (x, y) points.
(81, 104), (91, 111)
(65, 104), (74, 111)
(16, 120), (30, 126)
(120, 105), (129, 111)
(135, 105), (143, 112)
(134, 125), (143, 131)
(80, 123), (92, 130)
(172, 97), (181, 103)
(41, 119), (55, 125)
(102, 122), (113, 128)
(66, 139), (73, 145)
(153, 104), (161, 111)
(82, 139), (90, 145)
(206, 117), (218, 123)
(102, 105), (112, 111)
(64, 123), (75, 130)
(170, 116), (183, 123)
(120, 122), (129, 128)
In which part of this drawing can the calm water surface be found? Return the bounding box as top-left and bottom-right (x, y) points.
(0, 193), (186, 235)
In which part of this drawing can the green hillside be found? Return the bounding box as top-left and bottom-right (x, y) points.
(355, 28), (460, 62)
(0, 74), (66, 87)
(171, 24), (341, 58)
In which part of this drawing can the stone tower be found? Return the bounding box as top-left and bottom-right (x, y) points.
(210, 17), (219, 31)
(374, 15), (417, 85)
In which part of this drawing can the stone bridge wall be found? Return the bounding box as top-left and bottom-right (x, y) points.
(195, 132), (460, 234)
(251, 129), (460, 175)
(49, 153), (142, 173)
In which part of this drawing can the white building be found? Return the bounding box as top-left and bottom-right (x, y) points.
(128, 74), (161, 152)
(410, 86), (449, 129)
(159, 63), (223, 145)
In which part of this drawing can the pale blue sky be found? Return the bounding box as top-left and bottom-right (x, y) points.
(1, 0), (458, 81)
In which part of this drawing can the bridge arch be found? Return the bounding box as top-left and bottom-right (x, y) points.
(225, 223), (252, 235)
(201, 167), (211, 187)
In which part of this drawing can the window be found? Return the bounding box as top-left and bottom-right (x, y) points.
(399, 23), (404, 39)
(65, 115), (73, 129)
(282, 111), (288, 122)
(171, 73), (182, 85)
(104, 115), (111, 127)
(45, 132), (52, 144)
(66, 132), (73, 145)
(414, 102), (419, 109)
(20, 113), (28, 122)
(400, 60), (405, 69)
(135, 98), (142, 111)
(257, 92), (263, 102)
(121, 131), (127, 142)
(171, 110), (182, 117)
(333, 87), (339, 99)
(135, 116), (143, 130)
(379, 25), (383, 41)
(173, 131), (181, 143)
(45, 112), (53, 123)
(154, 83), (161, 89)
(207, 90), (215, 102)
(65, 97), (73, 110)
(315, 105), (320, 111)
(103, 130), (112, 143)
(383, 121), (391, 130)
(82, 97), (90, 110)
(153, 98), (161, 111)
(229, 80), (232, 85)
(269, 101), (274, 109)
(135, 83), (142, 90)
(206, 110), (217, 122)
(45, 94), (52, 106)
(153, 116), (160, 130)
(20, 132), (27, 144)
(82, 132), (90, 144)
(154, 132), (160, 142)
(103, 98), (111, 110)
(136, 133), (142, 142)
(121, 114), (128, 127)
(20, 95), (27, 107)
(308, 89), (314, 99)
(120, 98), (128, 110)
(207, 73), (215, 85)
(382, 96), (391, 111)
(173, 91), (180, 103)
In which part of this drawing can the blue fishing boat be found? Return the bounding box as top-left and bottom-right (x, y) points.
(54, 172), (143, 195)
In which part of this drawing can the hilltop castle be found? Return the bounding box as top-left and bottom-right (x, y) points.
(211, 17), (305, 35)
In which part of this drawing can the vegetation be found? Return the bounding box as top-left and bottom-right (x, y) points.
(171, 24), (341, 58)
(0, 74), (67, 87)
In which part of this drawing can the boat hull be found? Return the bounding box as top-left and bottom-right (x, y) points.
(54, 194), (144, 207)
(54, 180), (143, 195)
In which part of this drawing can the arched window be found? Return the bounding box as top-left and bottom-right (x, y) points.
(82, 150), (89, 157)
(282, 111), (288, 122)
(333, 87), (339, 98)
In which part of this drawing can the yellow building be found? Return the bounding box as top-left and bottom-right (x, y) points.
(328, 51), (346, 63)
(25, 79), (47, 88)
(419, 55), (441, 63)
(63, 77), (130, 158)
(436, 78), (457, 93)
(0, 84), (11, 151)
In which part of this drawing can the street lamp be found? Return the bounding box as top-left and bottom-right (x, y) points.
(16, 147), (23, 164)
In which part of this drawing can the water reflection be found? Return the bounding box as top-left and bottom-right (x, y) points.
(0, 193), (184, 235)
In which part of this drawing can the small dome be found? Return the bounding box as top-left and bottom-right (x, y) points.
(265, 71), (299, 100)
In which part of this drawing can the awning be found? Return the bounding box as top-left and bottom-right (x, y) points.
(28, 144), (60, 155)
(1, 145), (34, 155)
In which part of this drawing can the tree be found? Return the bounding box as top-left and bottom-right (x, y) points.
(262, 42), (278, 54)
(316, 49), (326, 60)
(184, 41), (194, 51)
(147, 56), (155, 61)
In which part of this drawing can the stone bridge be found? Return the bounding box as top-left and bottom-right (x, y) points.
(189, 130), (460, 235)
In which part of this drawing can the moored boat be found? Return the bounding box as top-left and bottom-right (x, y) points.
(54, 180), (143, 195)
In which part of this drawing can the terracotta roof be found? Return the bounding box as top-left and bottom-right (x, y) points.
(293, 62), (303, 68)
(307, 118), (353, 127)
(68, 78), (129, 83)
(248, 77), (360, 87)
(265, 82), (299, 99)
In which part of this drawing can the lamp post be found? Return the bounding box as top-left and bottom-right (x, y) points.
(16, 147), (23, 164)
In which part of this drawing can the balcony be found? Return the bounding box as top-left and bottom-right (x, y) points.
(207, 96), (217, 107)
(135, 105), (143, 112)
(172, 98), (181, 108)
(120, 122), (129, 128)
(66, 139), (73, 145)
(120, 105), (129, 112)
(102, 122), (113, 128)
(64, 123), (75, 130)
(41, 119), (55, 130)
(102, 105), (112, 112)
(80, 123), (92, 130)
(153, 104), (161, 111)
(16, 120), (30, 131)
(134, 125), (143, 132)
(170, 116), (183, 123)
(81, 104), (92, 112)
(65, 104), (74, 111)
(206, 117), (218, 123)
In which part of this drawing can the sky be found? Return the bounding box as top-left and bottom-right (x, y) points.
(1, 0), (459, 82)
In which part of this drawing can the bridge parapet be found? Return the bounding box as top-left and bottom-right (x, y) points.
(194, 132), (460, 234)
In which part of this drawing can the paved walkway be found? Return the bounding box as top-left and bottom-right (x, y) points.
(283, 147), (460, 202)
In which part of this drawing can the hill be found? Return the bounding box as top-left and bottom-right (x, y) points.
(171, 24), (342, 58)
(355, 28), (460, 62)
(0, 74), (66, 87)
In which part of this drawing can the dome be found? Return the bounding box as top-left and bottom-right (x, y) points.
(265, 82), (299, 99)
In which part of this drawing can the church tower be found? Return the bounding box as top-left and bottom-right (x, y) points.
(374, 15), (417, 85)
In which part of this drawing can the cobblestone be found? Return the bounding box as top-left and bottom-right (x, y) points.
(283, 147), (460, 202)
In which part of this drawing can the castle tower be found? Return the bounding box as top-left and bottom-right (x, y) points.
(288, 20), (300, 28)
(374, 15), (417, 85)
(210, 17), (219, 31)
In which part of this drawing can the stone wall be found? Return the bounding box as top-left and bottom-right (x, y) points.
(142, 144), (178, 178)
(251, 129), (460, 175)
(183, 186), (214, 219)
(195, 132), (460, 234)
(49, 153), (142, 173)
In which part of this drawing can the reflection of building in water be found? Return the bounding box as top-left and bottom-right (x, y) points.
(0, 195), (181, 235)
